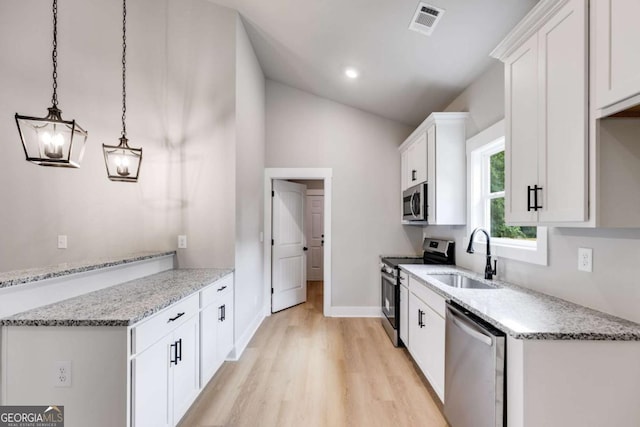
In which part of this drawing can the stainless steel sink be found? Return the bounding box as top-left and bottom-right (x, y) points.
(429, 274), (497, 290)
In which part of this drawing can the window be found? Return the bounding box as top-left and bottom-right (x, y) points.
(467, 120), (547, 265)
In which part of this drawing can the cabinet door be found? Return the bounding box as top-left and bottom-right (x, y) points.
(408, 293), (428, 372)
(132, 335), (172, 427)
(216, 290), (234, 364)
(593, 0), (640, 109)
(426, 125), (436, 222)
(421, 305), (445, 401)
(399, 284), (409, 346)
(172, 315), (200, 424)
(200, 304), (220, 387)
(408, 132), (427, 186)
(537, 0), (587, 223)
(401, 149), (409, 191)
(504, 36), (539, 224)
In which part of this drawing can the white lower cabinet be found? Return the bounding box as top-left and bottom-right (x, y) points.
(132, 313), (199, 427)
(407, 277), (446, 402)
(172, 317), (200, 422)
(132, 272), (234, 427)
(399, 283), (409, 346)
(200, 276), (234, 386)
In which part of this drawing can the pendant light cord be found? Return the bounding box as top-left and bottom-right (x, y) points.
(121, 0), (127, 138)
(51, 0), (58, 108)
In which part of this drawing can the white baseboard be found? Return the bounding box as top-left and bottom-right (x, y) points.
(229, 311), (265, 361)
(328, 306), (382, 318)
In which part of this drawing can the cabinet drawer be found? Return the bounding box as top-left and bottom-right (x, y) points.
(409, 276), (446, 318)
(201, 274), (234, 308)
(132, 293), (199, 355)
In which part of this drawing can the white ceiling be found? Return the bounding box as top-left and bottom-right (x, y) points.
(211, 0), (538, 126)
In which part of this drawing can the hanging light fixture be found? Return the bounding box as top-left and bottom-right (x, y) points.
(15, 0), (88, 168)
(102, 0), (142, 182)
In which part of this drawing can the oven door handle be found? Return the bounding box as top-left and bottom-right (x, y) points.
(381, 271), (397, 284)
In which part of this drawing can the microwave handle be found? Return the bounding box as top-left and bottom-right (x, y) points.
(410, 192), (417, 217)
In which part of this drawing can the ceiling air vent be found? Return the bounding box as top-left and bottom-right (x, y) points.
(409, 2), (445, 36)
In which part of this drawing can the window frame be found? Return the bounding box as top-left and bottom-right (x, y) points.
(466, 120), (548, 266)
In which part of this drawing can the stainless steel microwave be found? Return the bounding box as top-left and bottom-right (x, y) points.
(403, 183), (428, 221)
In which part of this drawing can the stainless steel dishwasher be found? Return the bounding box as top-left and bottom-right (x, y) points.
(444, 302), (506, 427)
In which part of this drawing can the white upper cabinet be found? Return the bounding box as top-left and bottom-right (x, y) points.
(399, 112), (468, 225)
(406, 131), (428, 189)
(593, 0), (640, 112)
(493, 0), (588, 225)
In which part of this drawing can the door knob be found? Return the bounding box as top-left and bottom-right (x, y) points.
(303, 247), (308, 251)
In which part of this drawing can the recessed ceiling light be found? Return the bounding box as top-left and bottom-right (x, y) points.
(345, 68), (359, 79)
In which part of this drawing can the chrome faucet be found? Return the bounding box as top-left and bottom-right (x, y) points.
(466, 227), (497, 280)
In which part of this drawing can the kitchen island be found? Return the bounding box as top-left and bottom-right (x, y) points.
(0, 256), (234, 427)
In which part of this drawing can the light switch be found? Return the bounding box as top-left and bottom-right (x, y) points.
(57, 235), (67, 249)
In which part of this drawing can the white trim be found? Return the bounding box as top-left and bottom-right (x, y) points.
(399, 112), (469, 151)
(490, 0), (569, 61)
(466, 120), (548, 266)
(264, 168), (333, 317)
(328, 306), (382, 318)
(306, 189), (324, 196)
(229, 311), (265, 361)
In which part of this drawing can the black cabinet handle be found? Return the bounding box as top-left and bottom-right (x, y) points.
(219, 305), (226, 322)
(167, 312), (185, 323)
(217, 285), (227, 292)
(534, 185), (543, 211)
(527, 185), (543, 211)
(170, 342), (178, 366)
(176, 338), (182, 363)
(412, 170), (417, 181)
(418, 309), (425, 328)
(303, 247), (308, 251)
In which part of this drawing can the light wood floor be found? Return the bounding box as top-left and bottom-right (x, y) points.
(180, 281), (448, 427)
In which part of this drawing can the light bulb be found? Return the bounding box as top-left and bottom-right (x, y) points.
(345, 67), (359, 79)
(41, 132), (52, 145)
(52, 133), (64, 147)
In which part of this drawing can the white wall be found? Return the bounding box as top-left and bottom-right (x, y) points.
(427, 62), (640, 324)
(169, 1), (237, 269)
(234, 17), (266, 344)
(266, 81), (422, 309)
(0, 0), (181, 271)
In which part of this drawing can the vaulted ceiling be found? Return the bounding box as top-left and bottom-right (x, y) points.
(212, 0), (537, 126)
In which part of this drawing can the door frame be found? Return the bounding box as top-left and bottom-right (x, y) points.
(264, 168), (332, 317)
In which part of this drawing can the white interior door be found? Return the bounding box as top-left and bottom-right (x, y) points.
(272, 180), (307, 312)
(305, 193), (324, 281)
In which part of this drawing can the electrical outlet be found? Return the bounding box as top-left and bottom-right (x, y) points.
(578, 247), (593, 272)
(53, 361), (71, 387)
(178, 235), (187, 249)
(57, 235), (67, 249)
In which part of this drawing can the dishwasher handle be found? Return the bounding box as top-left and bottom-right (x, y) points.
(447, 305), (493, 347)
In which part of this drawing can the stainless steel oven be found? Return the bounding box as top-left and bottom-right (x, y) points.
(380, 238), (455, 347)
(403, 183), (428, 222)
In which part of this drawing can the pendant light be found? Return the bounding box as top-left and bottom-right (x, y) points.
(102, 0), (142, 182)
(15, 0), (88, 168)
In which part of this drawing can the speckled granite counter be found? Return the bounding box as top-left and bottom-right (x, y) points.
(0, 268), (233, 327)
(0, 251), (176, 289)
(400, 265), (640, 341)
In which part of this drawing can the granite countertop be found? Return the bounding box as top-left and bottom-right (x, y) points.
(0, 268), (233, 327)
(0, 251), (176, 289)
(400, 265), (640, 341)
